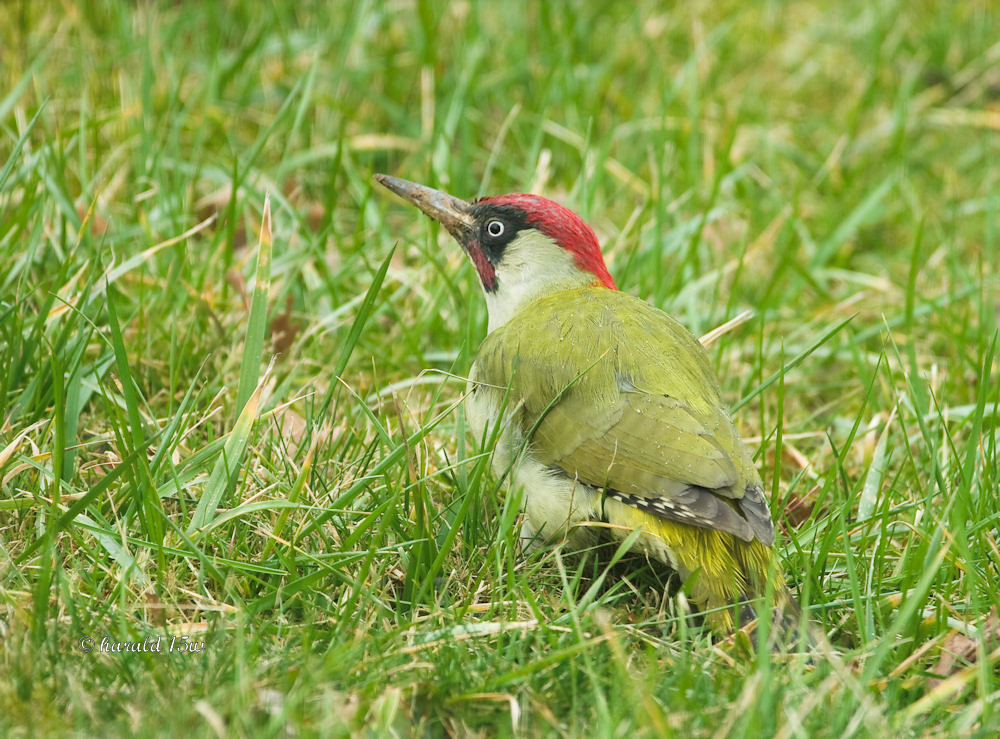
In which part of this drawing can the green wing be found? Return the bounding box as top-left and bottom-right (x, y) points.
(474, 287), (774, 545)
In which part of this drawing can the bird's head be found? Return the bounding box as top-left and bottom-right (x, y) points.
(375, 174), (617, 331)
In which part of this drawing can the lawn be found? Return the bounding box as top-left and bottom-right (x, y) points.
(1, 0), (998, 735)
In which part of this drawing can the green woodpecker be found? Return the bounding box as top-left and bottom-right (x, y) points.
(376, 174), (793, 633)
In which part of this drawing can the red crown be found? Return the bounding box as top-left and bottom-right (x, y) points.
(478, 194), (617, 290)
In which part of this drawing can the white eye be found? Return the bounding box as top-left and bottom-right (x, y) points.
(486, 220), (504, 237)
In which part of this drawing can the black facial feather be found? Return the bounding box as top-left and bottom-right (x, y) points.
(470, 203), (529, 264)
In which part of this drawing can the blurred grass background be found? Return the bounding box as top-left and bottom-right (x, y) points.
(1, 0), (998, 735)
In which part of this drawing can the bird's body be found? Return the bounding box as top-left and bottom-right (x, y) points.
(375, 174), (793, 633)
(467, 287), (779, 630)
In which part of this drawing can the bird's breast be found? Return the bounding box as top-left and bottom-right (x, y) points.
(464, 362), (497, 452)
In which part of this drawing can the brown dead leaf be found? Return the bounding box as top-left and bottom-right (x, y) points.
(306, 202), (325, 231)
(927, 610), (1000, 688)
(231, 226), (248, 252)
(782, 485), (820, 527)
(145, 591), (167, 627)
(272, 404), (309, 446)
(270, 294), (300, 356)
(226, 268), (250, 311)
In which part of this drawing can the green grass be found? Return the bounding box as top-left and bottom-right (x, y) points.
(2, 0), (999, 735)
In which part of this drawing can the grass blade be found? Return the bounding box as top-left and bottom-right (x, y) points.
(235, 193), (273, 415)
(187, 361), (272, 535)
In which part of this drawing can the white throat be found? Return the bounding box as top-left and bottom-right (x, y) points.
(481, 230), (592, 333)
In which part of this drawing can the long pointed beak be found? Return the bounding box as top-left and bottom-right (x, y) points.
(374, 174), (476, 245)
